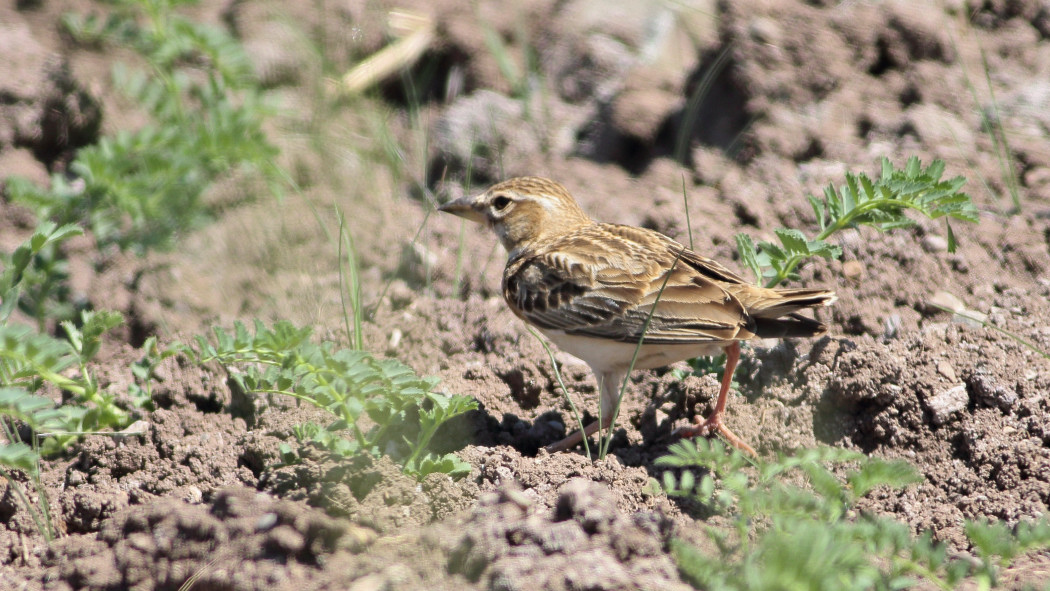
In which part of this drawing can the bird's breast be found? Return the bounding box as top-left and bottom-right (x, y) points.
(538, 329), (725, 373)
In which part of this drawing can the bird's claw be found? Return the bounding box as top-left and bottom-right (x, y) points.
(674, 415), (757, 457)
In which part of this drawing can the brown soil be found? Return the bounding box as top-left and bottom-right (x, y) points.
(2, 0), (1049, 589)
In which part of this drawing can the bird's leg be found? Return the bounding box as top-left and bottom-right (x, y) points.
(675, 342), (757, 456)
(544, 418), (607, 453)
(545, 370), (625, 454)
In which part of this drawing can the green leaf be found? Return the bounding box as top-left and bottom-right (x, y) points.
(181, 320), (475, 480)
(744, 158), (976, 288)
(859, 174), (876, 201)
(807, 194), (827, 230)
(800, 462), (845, 505)
(805, 239), (841, 259)
(0, 441), (40, 475)
(758, 240), (787, 261)
(679, 469), (695, 493)
(735, 233), (762, 284)
(880, 156), (893, 181)
(0, 286), (19, 324)
(966, 519), (1018, 562)
(945, 221), (958, 253)
(774, 228), (809, 255)
(906, 155), (921, 177)
(843, 175), (859, 212)
(410, 452), (473, 479)
(847, 459), (923, 499)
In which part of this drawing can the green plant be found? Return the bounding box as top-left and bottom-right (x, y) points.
(527, 326), (592, 459)
(478, 10), (539, 100)
(0, 312), (159, 541)
(736, 157), (977, 288)
(657, 439), (1050, 590)
(930, 304), (1050, 361)
(0, 219), (167, 541)
(965, 518), (1050, 587)
(336, 209), (365, 350)
(1, 312), (142, 446)
(949, 25), (1022, 212)
(0, 388), (70, 541)
(183, 320), (477, 479)
(7, 0), (285, 254)
(0, 222), (84, 329)
(128, 336), (181, 411)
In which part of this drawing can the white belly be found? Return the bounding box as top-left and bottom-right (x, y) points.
(539, 329), (726, 373)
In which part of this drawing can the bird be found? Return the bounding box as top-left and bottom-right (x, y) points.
(438, 176), (836, 455)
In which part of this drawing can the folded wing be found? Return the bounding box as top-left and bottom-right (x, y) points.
(503, 224), (755, 344)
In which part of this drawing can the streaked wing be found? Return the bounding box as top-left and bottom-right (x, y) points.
(503, 224), (752, 344)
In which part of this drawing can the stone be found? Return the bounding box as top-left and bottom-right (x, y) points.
(926, 384), (968, 425)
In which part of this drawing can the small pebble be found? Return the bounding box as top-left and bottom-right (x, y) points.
(936, 360), (958, 383)
(387, 328), (402, 351)
(842, 260), (864, 280)
(922, 234), (948, 252)
(928, 291), (964, 313)
(927, 384), (968, 425)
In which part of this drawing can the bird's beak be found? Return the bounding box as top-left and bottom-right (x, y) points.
(438, 194), (486, 224)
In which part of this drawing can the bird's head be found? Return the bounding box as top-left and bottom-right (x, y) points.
(438, 177), (591, 254)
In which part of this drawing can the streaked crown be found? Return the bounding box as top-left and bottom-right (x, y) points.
(439, 176), (591, 254)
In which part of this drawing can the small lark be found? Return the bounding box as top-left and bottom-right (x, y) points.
(439, 177), (836, 455)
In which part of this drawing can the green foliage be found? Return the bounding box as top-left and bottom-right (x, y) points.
(7, 0), (283, 254)
(0, 310), (148, 542)
(182, 320), (477, 479)
(966, 519), (1050, 586)
(658, 439), (1050, 590)
(955, 37), (1022, 211)
(0, 388), (65, 541)
(128, 336), (180, 411)
(737, 157), (978, 287)
(0, 0), (284, 542)
(673, 352), (735, 386)
(0, 304), (178, 543)
(479, 21), (538, 100)
(0, 312), (145, 450)
(0, 222), (84, 328)
(337, 210), (365, 351)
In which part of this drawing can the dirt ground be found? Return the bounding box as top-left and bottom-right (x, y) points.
(2, 0), (1050, 589)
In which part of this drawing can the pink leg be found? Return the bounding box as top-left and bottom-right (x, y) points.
(545, 417), (610, 453)
(674, 342), (757, 456)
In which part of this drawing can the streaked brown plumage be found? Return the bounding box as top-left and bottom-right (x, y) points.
(439, 176), (836, 455)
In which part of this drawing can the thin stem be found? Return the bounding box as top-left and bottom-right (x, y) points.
(600, 249), (683, 458)
(528, 327), (590, 460)
(682, 174), (694, 250)
(369, 208), (433, 319)
(764, 197), (932, 288)
(0, 466), (52, 542)
(891, 557), (954, 591)
(403, 421), (438, 471)
(452, 219), (467, 296)
(337, 211), (353, 348)
(930, 304), (1049, 360)
(336, 209), (364, 350)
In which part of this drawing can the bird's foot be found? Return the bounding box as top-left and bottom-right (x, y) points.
(674, 414), (757, 457)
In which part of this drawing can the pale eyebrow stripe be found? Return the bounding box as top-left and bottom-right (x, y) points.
(536, 194), (560, 212)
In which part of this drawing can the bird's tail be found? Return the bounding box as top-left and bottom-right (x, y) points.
(748, 288), (836, 339)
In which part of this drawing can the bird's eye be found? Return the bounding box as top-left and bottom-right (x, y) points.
(492, 196), (512, 211)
